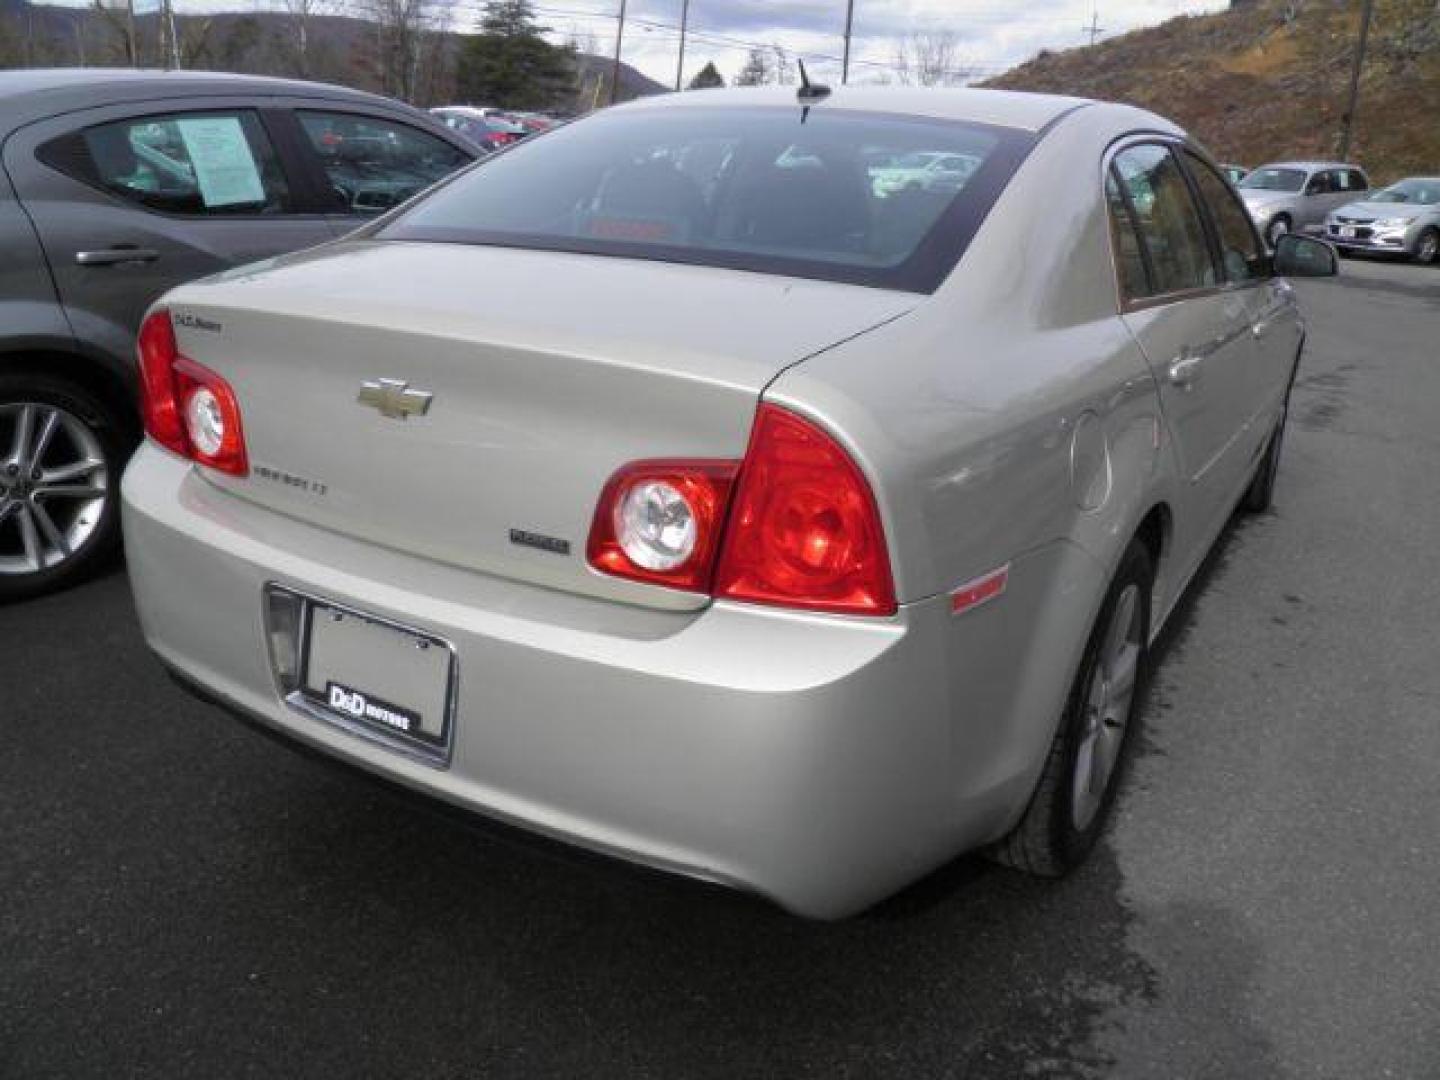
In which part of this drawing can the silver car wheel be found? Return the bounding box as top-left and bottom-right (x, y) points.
(1071, 582), (1142, 831)
(1416, 230), (1439, 265)
(0, 402), (109, 576)
(1267, 217), (1290, 246)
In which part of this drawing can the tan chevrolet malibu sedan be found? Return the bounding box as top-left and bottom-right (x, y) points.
(121, 86), (1337, 917)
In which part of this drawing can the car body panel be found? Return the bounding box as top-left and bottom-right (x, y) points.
(123, 88), (1307, 915)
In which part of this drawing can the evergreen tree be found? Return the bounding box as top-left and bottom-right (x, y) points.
(687, 60), (724, 90)
(457, 0), (575, 110)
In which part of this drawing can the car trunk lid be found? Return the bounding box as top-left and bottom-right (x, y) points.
(166, 241), (915, 609)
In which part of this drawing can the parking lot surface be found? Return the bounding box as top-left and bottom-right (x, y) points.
(2, 257), (1437, 1079)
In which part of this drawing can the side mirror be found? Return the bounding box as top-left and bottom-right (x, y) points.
(1273, 234), (1338, 277)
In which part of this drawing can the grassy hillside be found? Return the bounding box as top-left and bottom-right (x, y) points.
(986, 0), (1440, 181)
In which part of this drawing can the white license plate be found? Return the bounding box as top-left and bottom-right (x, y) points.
(299, 600), (456, 755)
(1339, 226), (1356, 238)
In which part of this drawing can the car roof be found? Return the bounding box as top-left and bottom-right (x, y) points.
(0, 67), (405, 132)
(616, 86), (1101, 134)
(1252, 160), (1363, 172)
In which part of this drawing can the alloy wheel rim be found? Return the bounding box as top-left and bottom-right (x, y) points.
(0, 403), (108, 576)
(1071, 583), (1143, 831)
(1420, 233), (1438, 263)
(1269, 219), (1289, 244)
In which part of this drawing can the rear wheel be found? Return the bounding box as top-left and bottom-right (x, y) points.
(0, 373), (131, 601)
(1266, 215), (1291, 248)
(1414, 227), (1439, 266)
(990, 541), (1153, 876)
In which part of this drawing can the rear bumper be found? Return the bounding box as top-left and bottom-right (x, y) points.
(122, 445), (1034, 918)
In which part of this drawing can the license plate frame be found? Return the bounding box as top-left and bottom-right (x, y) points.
(277, 587), (458, 766)
(1339, 225), (1356, 239)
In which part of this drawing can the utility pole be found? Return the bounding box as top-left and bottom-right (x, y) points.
(674, 0), (690, 90)
(168, 0), (181, 69)
(841, 0), (855, 84)
(1084, 7), (1105, 46)
(1337, 0), (1375, 161)
(609, 0), (628, 105)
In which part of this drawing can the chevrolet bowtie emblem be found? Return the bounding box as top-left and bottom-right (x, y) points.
(357, 378), (433, 420)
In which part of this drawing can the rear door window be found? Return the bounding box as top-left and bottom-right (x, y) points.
(1110, 144), (1217, 299)
(296, 111), (471, 215)
(71, 111), (289, 215)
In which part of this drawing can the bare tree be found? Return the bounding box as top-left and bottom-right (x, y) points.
(734, 46), (773, 86)
(90, 0), (138, 65)
(348, 0), (454, 102)
(892, 30), (974, 86)
(771, 44), (794, 85)
(276, 0), (334, 77)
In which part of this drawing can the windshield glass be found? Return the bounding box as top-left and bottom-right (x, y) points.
(1374, 179), (1440, 205)
(378, 106), (1035, 292)
(1240, 167), (1306, 193)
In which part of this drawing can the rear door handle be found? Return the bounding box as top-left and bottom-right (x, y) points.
(75, 247), (160, 267)
(1168, 354), (1202, 388)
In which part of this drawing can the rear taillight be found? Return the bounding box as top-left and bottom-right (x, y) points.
(586, 461), (737, 592)
(137, 308), (249, 477)
(586, 404), (896, 616)
(714, 405), (895, 616)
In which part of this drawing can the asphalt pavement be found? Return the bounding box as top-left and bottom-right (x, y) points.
(2, 256), (1438, 1079)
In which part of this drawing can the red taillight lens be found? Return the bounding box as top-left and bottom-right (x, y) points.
(587, 460), (738, 592)
(587, 406), (896, 616)
(714, 404), (896, 616)
(136, 308), (249, 476)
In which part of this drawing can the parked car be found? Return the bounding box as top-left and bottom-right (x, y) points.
(430, 107), (528, 151)
(1325, 176), (1440, 264)
(124, 87), (1336, 918)
(0, 68), (476, 599)
(1221, 163), (1248, 184)
(870, 150), (980, 196)
(1237, 160), (1369, 246)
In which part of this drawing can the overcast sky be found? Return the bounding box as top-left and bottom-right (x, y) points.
(495, 0), (1227, 89)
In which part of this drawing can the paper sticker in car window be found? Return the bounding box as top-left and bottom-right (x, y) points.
(176, 117), (265, 208)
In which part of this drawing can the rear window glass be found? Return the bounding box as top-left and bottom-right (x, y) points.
(378, 106), (1035, 292)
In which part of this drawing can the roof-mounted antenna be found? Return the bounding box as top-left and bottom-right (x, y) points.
(796, 59), (831, 104)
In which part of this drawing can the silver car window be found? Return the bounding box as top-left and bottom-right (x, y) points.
(1183, 150), (1266, 284)
(1111, 144), (1217, 298)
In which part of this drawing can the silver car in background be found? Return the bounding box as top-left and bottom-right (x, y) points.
(1325, 176), (1440, 264)
(122, 87), (1337, 917)
(1238, 161), (1370, 246)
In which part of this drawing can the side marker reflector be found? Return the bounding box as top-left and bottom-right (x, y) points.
(950, 564), (1010, 616)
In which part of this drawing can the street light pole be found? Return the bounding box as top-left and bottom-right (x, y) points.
(841, 0), (855, 84)
(675, 0), (691, 91)
(609, 0), (628, 105)
(1337, 0), (1375, 161)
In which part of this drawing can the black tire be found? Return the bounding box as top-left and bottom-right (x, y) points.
(1242, 392), (1288, 513)
(989, 541), (1153, 876)
(1266, 215), (1291, 248)
(0, 371), (133, 602)
(1414, 227), (1440, 266)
